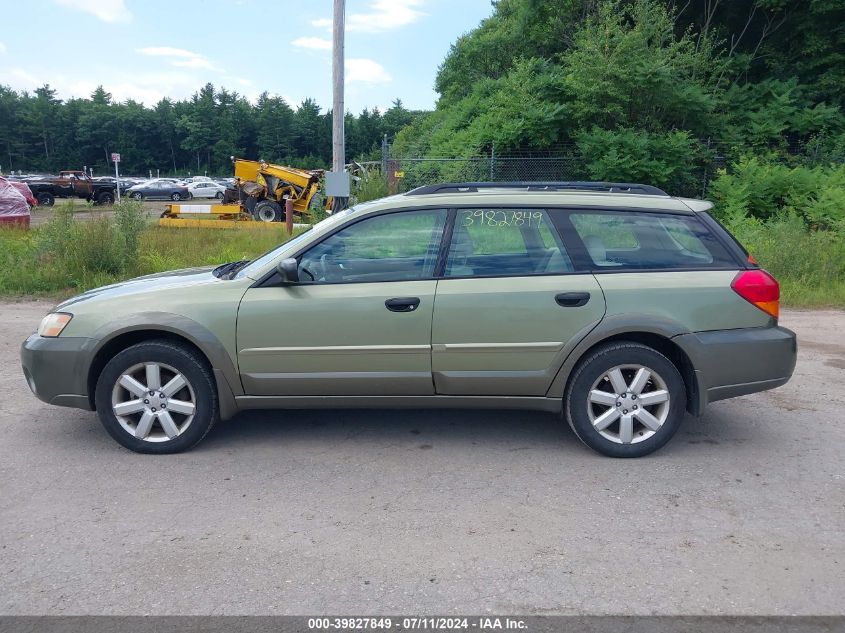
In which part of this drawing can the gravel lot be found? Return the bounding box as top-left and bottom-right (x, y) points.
(1, 301), (843, 615)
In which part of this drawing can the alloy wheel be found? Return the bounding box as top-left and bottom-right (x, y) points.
(587, 364), (671, 445)
(111, 362), (196, 442)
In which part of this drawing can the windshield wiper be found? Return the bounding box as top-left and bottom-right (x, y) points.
(213, 260), (250, 279)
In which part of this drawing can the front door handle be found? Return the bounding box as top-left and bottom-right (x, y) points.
(385, 297), (421, 313)
(555, 292), (591, 307)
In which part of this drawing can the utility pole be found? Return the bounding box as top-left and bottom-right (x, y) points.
(328, 0), (350, 212)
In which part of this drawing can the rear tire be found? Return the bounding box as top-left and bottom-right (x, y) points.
(94, 341), (219, 454)
(132, 192), (143, 200)
(564, 342), (686, 458)
(96, 191), (114, 205)
(37, 192), (55, 206)
(253, 199), (283, 222)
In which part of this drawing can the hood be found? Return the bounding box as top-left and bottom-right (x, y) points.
(55, 266), (218, 310)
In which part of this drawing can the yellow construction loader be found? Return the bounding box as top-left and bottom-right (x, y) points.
(160, 159), (331, 228)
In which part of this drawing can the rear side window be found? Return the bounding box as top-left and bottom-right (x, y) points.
(445, 208), (574, 277)
(569, 211), (737, 270)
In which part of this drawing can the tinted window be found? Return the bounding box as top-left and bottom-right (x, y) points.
(445, 208), (573, 278)
(570, 211), (736, 270)
(299, 209), (446, 283)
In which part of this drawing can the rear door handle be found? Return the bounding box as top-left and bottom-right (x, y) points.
(385, 297), (421, 313)
(555, 292), (591, 307)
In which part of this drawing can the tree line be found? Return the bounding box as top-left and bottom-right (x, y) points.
(393, 0), (845, 194)
(0, 84), (421, 176)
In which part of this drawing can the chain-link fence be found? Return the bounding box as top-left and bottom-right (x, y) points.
(356, 137), (836, 198)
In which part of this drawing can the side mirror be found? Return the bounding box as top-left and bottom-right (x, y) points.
(276, 258), (299, 284)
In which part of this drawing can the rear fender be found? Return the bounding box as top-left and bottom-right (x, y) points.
(545, 314), (692, 399)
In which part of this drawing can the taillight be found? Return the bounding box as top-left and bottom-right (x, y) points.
(731, 269), (779, 319)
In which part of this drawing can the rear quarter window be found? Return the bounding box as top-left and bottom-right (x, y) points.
(569, 211), (738, 270)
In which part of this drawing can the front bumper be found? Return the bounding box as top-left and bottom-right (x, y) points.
(20, 334), (95, 410)
(674, 325), (797, 413)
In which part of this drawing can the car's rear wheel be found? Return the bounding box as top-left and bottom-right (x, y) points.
(132, 192), (143, 200)
(37, 192), (55, 206)
(94, 341), (219, 454)
(97, 191), (114, 205)
(565, 342), (686, 458)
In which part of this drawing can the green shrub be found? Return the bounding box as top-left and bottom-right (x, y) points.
(352, 173), (390, 203)
(710, 157), (845, 230)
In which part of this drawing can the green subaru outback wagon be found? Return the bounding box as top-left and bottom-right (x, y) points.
(21, 182), (797, 457)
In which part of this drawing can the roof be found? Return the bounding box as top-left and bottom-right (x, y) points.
(351, 182), (713, 216)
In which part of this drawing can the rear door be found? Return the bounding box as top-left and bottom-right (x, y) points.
(431, 207), (605, 396)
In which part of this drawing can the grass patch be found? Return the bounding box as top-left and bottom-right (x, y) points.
(725, 214), (845, 308)
(0, 202), (305, 297)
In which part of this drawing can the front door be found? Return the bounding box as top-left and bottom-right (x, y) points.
(237, 208), (448, 396)
(431, 208), (606, 396)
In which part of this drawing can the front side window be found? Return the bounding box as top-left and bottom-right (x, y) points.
(299, 209), (447, 283)
(444, 208), (573, 278)
(570, 211), (736, 270)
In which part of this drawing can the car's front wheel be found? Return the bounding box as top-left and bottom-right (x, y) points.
(132, 192), (143, 200)
(94, 341), (219, 454)
(565, 342), (686, 458)
(171, 192), (183, 201)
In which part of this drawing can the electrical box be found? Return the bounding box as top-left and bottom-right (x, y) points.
(325, 171), (351, 197)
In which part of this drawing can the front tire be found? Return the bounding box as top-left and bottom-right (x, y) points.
(132, 192), (143, 200)
(94, 341), (219, 454)
(171, 192), (182, 201)
(37, 192), (55, 206)
(564, 342), (686, 458)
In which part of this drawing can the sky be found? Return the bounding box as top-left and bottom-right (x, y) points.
(0, 0), (493, 112)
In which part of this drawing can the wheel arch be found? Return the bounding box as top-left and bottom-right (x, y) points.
(85, 316), (240, 420)
(547, 315), (702, 416)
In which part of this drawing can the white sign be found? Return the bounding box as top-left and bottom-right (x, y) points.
(111, 153), (121, 163)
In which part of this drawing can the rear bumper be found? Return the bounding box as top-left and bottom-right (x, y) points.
(674, 325), (797, 413)
(20, 334), (94, 410)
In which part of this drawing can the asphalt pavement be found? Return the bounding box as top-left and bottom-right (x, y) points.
(1, 301), (843, 615)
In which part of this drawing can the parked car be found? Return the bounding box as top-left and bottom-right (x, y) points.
(93, 176), (141, 193)
(0, 177), (31, 227)
(186, 180), (226, 199)
(21, 181), (796, 456)
(24, 171), (117, 206)
(126, 180), (190, 201)
(6, 178), (38, 207)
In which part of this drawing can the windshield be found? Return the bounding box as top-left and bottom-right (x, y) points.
(234, 207), (357, 279)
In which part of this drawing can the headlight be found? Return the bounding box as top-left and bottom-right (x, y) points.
(38, 313), (73, 337)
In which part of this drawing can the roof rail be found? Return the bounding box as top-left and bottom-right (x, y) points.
(405, 181), (669, 196)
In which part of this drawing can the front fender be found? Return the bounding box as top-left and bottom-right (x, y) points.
(86, 312), (242, 419)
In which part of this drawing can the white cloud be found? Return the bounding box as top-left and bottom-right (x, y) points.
(55, 0), (132, 23)
(136, 47), (221, 72)
(345, 58), (391, 84)
(136, 46), (200, 59)
(312, 0), (425, 33)
(172, 57), (218, 70)
(291, 37), (332, 51)
(9, 68), (40, 87)
(0, 42), (7, 55)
